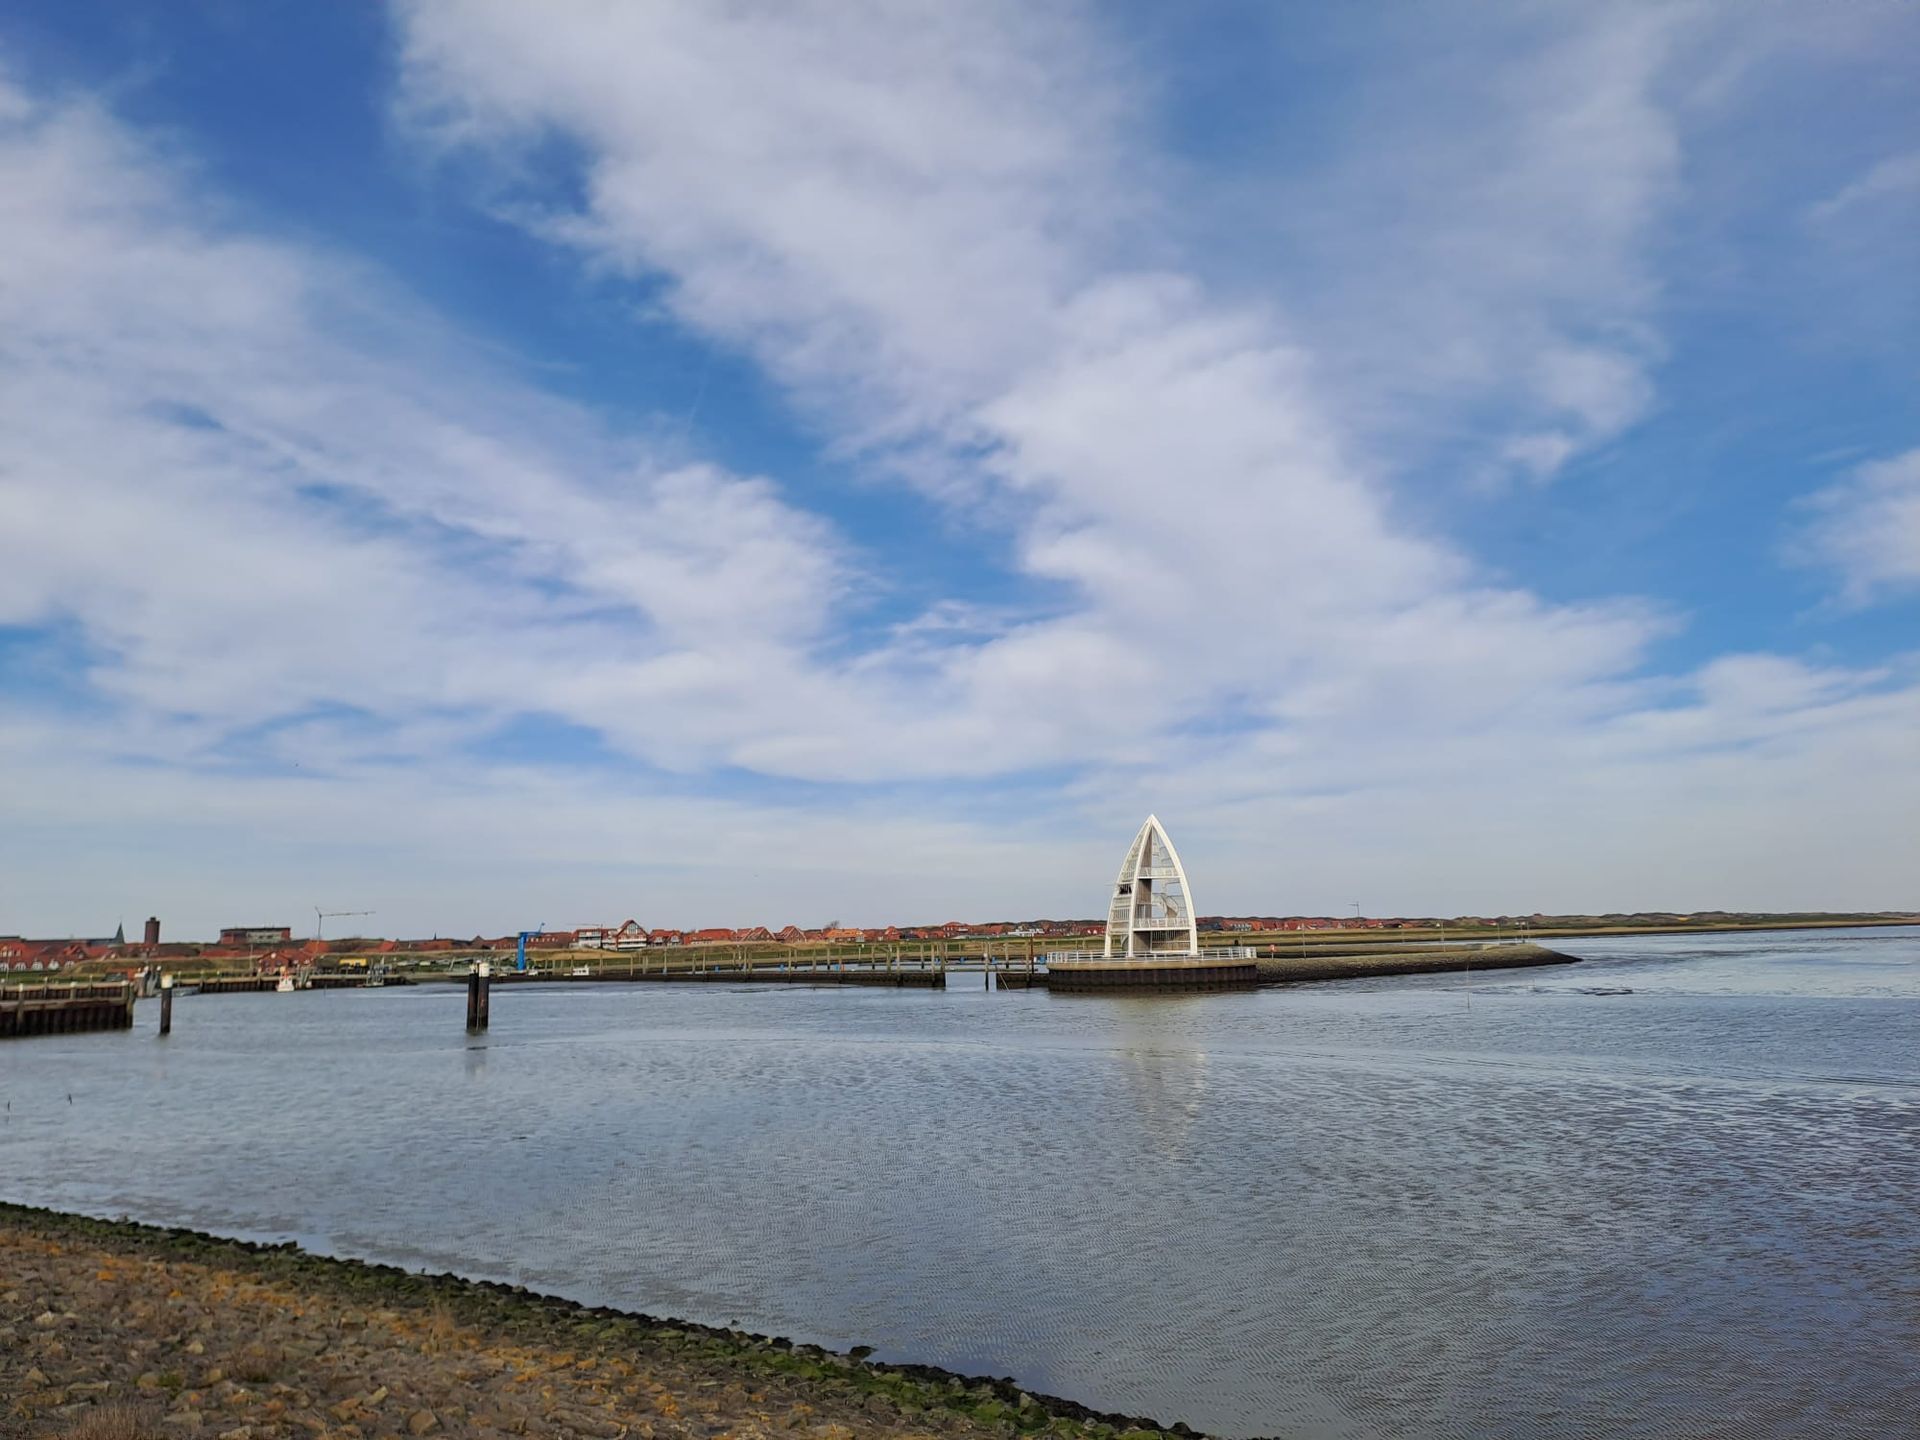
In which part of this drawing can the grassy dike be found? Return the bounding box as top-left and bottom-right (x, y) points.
(1, 1204), (1197, 1440)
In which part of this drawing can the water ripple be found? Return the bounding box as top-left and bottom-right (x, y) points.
(2, 926), (1916, 1438)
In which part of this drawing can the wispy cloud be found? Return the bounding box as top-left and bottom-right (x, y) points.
(2, 5), (1917, 932)
(0, 72), (849, 770)
(1792, 449), (1920, 605)
(393, 0), (1670, 780)
(1809, 149), (1920, 225)
(395, 0), (1920, 898)
(1197, 5), (1687, 487)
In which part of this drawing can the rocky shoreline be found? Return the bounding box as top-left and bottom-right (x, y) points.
(1, 1204), (1197, 1440)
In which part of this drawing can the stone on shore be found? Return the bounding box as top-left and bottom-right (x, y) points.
(2, 1204), (1192, 1440)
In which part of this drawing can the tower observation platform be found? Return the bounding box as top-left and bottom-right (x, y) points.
(1105, 813), (1200, 957)
(1046, 815), (1257, 992)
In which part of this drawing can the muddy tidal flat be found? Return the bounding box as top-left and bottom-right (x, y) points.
(0, 1204), (1182, 1440)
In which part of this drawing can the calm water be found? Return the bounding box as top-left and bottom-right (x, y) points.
(4, 927), (1916, 1439)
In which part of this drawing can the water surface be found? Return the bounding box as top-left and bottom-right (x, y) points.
(4, 927), (1916, 1438)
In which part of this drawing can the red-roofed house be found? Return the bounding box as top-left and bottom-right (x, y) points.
(0, 938), (58, 972)
(1, 937), (117, 971)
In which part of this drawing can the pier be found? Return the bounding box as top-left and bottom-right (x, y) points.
(0, 981), (137, 1038)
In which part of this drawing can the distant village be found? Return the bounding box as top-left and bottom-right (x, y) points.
(6, 909), (1909, 975)
(2, 915), (1324, 972)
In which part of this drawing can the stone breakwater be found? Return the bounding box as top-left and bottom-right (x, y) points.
(1252, 941), (1577, 984)
(1, 1205), (1198, 1440)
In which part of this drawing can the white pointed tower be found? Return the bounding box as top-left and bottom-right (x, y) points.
(1104, 815), (1200, 958)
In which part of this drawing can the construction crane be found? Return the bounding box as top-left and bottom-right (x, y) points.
(315, 907), (374, 941)
(514, 925), (545, 973)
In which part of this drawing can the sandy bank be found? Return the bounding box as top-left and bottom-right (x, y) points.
(1, 1205), (1195, 1440)
(1254, 942), (1577, 985)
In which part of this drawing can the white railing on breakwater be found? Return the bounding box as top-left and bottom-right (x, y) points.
(1048, 946), (1257, 963)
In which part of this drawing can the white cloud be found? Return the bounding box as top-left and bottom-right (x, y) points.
(0, 706), (1115, 937)
(1501, 432), (1579, 483)
(1809, 149), (1920, 225)
(397, 1), (1129, 446)
(1213, 5), (1685, 485)
(0, 74), (850, 769)
(378, 0), (1920, 907)
(2, 10), (1918, 933)
(1794, 449), (1920, 604)
(393, 0), (1664, 783)
(389, 2), (1697, 791)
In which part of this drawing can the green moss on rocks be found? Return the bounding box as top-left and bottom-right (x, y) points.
(1, 1202), (1198, 1439)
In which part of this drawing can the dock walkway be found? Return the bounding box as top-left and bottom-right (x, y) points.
(594, 964), (946, 988)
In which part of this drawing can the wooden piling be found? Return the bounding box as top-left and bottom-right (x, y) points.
(465, 966), (480, 1030)
(1, 981), (137, 1039)
(159, 976), (174, 1037)
(475, 962), (491, 1030)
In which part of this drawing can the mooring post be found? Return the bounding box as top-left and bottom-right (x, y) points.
(476, 961), (491, 1030)
(466, 964), (480, 1030)
(159, 974), (174, 1037)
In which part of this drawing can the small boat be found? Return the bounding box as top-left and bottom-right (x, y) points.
(275, 974), (296, 993)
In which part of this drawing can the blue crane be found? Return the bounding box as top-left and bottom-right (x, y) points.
(514, 925), (544, 973)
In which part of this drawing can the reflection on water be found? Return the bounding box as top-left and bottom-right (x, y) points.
(3, 927), (1917, 1439)
(1111, 999), (1214, 1158)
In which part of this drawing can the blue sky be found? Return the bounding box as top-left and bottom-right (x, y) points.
(1, 2), (1915, 937)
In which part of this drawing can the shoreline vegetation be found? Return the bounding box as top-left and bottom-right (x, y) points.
(1, 1204), (1199, 1440)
